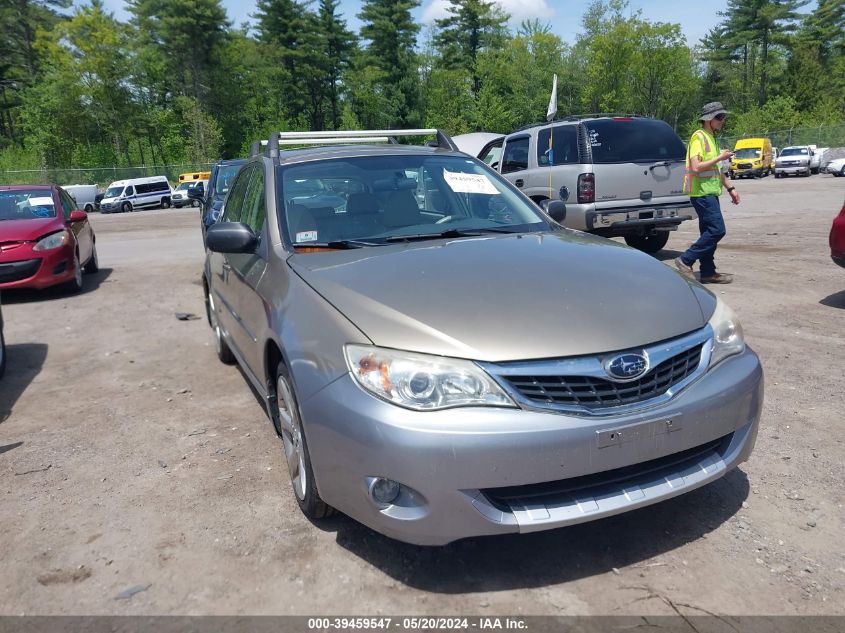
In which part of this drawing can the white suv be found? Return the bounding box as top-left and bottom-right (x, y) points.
(455, 115), (694, 253)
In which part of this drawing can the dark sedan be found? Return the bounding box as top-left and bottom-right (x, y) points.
(0, 185), (98, 292)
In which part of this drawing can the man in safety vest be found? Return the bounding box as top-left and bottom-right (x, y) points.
(675, 101), (740, 284)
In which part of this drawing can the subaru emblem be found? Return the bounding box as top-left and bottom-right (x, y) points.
(605, 352), (649, 381)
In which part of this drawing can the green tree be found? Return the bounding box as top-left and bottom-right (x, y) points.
(20, 1), (137, 169)
(317, 0), (356, 129)
(0, 0), (70, 146)
(358, 0), (421, 126)
(128, 0), (229, 106)
(433, 0), (509, 95)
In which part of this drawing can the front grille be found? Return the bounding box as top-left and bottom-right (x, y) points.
(503, 344), (703, 410)
(481, 434), (731, 512)
(738, 162), (752, 169)
(0, 258), (41, 283)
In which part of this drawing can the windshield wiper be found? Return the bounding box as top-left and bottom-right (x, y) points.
(386, 227), (516, 242)
(299, 239), (382, 249)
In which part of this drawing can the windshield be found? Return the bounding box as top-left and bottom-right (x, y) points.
(780, 148), (808, 157)
(735, 148), (761, 159)
(278, 154), (551, 247)
(176, 182), (193, 190)
(105, 186), (124, 198)
(0, 190), (57, 220)
(215, 165), (244, 196)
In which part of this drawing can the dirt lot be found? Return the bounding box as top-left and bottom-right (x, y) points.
(0, 175), (843, 616)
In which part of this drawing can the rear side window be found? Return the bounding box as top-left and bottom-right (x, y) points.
(585, 118), (685, 163)
(537, 126), (579, 165)
(501, 136), (530, 174)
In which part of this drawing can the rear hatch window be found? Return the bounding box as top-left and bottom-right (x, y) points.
(585, 118), (685, 163)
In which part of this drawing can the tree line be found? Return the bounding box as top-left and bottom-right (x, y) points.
(0, 0), (843, 174)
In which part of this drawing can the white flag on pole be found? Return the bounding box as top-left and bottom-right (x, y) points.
(546, 73), (558, 122)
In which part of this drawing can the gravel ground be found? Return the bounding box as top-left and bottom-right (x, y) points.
(0, 174), (843, 616)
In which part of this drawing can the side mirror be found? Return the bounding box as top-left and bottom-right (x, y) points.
(541, 199), (567, 223)
(69, 210), (88, 222)
(206, 222), (257, 254)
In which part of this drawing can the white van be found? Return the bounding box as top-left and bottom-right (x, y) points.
(63, 184), (98, 213)
(99, 176), (172, 213)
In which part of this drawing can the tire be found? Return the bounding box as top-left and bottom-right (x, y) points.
(191, 200), (199, 208)
(0, 326), (6, 379)
(83, 244), (99, 274)
(839, 167), (845, 177)
(84, 203), (94, 213)
(624, 232), (670, 254)
(121, 201), (132, 213)
(273, 363), (333, 520)
(207, 291), (235, 364)
(65, 251), (83, 294)
(161, 197), (171, 209)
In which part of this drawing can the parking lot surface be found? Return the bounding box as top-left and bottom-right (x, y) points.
(0, 175), (843, 615)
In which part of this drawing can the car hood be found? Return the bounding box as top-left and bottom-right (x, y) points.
(289, 231), (711, 361)
(0, 217), (63, 243)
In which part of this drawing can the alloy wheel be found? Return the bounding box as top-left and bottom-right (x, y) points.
(276, 374), (307, 501)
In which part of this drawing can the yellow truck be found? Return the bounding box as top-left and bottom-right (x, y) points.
(730, 137), (774, 178)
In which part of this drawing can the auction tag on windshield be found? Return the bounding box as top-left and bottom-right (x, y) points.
(296, 230), (318, 243)
(443, 169), (499, 195)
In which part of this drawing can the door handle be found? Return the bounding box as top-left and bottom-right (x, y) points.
(515, 179), (524, 188)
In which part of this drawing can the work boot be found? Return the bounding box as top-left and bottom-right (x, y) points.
(674, 257), (694, 278)
(700, 273), (733, 284)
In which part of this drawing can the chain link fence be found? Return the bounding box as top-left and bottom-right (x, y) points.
(0, 163), (215, 187)
(718, 124), (845, 152)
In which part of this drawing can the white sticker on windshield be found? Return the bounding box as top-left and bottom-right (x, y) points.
(296, 230), (318, 243)
(28, 197), (54, 206)
(442, 169), (500, 195)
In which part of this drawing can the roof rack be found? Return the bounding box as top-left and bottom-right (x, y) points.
(515, 113), (648, 132)
(250, 128), (459, 158)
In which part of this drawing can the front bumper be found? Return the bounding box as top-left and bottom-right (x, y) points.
(0, 247), (77, 290)
(299, 347), (763, 545)
(776, 165), (810, 175)
(731, 166), (764, 178)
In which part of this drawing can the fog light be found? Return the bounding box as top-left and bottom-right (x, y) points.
(370, 477), (401, 504)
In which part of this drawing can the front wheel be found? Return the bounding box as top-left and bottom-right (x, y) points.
(273, 364), (333, 520)
(207, 292), (235, 364)
(624, 232), (670, 254)
(0, 325), (6, 379)
(83, 244), (99, 273)
(121, 201), (132, 213)
(65, 252), (83, 294)
(161, 198), (171, 209)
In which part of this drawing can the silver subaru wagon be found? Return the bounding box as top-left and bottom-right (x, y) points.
(202, 129), (762, 546)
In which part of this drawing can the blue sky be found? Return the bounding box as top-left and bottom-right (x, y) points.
(90, 0), (717, 47)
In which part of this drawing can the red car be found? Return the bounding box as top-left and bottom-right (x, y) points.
(832, 198), (845, 269)
(0, 185), (98, 292)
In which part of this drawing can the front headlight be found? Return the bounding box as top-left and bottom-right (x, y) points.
(32, 230), (70, 251)
(708, 297), (745, 367)
(345, 344), (516, 411)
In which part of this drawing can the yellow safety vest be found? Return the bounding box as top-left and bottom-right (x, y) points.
(684, 129), (722, 196)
